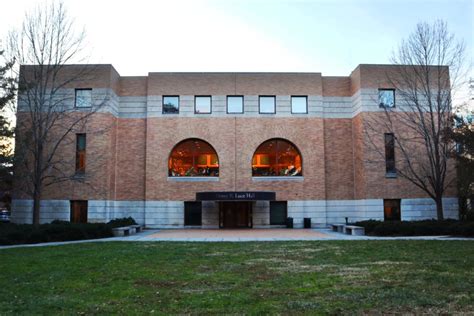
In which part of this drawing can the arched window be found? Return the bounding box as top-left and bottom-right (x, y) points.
(169, 139), (219, 177)
(252, 139), (302, 177)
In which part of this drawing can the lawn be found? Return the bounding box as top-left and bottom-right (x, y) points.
(0, 241), (473, 314)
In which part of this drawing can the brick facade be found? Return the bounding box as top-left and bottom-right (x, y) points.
(11, 64), (459, 227)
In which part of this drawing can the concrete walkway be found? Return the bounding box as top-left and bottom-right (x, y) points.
(0, 228), (472, 249)
(142, 228), (473, 242)
(147, 228), (329, 240)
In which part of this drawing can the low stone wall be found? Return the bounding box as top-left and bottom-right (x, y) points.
(401, 198), (458, 220)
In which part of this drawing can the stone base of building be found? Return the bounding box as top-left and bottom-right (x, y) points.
(11, 198), (459, 228)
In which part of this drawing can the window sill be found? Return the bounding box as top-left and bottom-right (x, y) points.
(73, 173), (86, 180)
(385, 173), (397, 178)
(252, 176), (304, 182)
(167, 177), (219, 182)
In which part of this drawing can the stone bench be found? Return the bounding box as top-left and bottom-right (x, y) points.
(112, 226), (132, 237)
(130, 224), (143, 233)
(330, 224), (346, 233)
(112, 225), (143, 237)
(344, 225), (365, 236)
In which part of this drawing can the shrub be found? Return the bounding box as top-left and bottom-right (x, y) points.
(107, 217), (137, 228)
(351, 220), (380, 234)
(354, 220), (474, 237)
(0, 217), (139, 245)
(466, 210), (474, 221)
(0, 222), (113, 245)
(450, 221), (474, 237)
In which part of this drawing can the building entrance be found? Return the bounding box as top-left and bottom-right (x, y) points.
(219, 202), (252, 228)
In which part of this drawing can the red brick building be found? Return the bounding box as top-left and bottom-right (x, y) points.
(11, 64), (458, 228)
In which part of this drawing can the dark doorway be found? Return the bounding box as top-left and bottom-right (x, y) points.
(219, 202), (252, 228)
(270, 201), (287, 225)
(184, 201), (202, 226)
(70, 200), (88, 223)
(384, 199), (401, 221)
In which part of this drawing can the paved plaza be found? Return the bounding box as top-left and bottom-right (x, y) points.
(1, 228), (472, 249)
(148, 228), (330, 240)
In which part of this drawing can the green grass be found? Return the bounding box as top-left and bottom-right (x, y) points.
(0, 241), (473, 314)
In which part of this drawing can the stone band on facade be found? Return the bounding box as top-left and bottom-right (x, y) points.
(17, 88), (411, 119)
(11, 198), (459, 228)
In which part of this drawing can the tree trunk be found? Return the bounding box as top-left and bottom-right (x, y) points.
(32, 186), (41, 225)
(33, 146), (43, 225)
(435, 196), (444, 221)
(458, 196), (467, 221)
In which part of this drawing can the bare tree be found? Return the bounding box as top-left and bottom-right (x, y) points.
(452, 100), (474, 220)
(8, 2), (108, 225)
(0, 49), (17, 209)
(365, 20), (466, 220)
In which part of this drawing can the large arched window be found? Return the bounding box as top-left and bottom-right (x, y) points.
(252, 139), (302, 177)
(168, 139), (219, 177)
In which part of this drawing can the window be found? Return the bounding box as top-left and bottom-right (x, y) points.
(270, 201), (287, 225)
(163, 96), (179, 114)
(227, 96), (244, 114)
(70, 200), (88, 223)
(252, 139), (302, 176)
(169, 139), (219, 177)
(184, 201), (202, 226)
(379, 89), (395, 108)
(291, 96), (308, 114)
(384, 199), (401, 221)
(384, 133), (396, 174)
(76, 134), (86, 174)
(75, 89), (92, 108)
(195, 96), (211, 114)
(259, 96), (276, 114)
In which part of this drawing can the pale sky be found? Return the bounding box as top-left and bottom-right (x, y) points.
(1, 0), (472, 78)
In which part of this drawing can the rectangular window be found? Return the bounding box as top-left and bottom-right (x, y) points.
(259, 96), (276, 114)
(384, 133), (396, 174)
(75, 89), (92, 108)
(163, 96), (179, 114)
(384, 199), (401, 221)
(378, 89), (395, 108)
(76, 134), (86, 174)
(270, 201), (287, 225)
(70, 200), (88, 223)
(291, 96), (308, 114)
(195, 96), (211, 114)
(184, 201), (202, 226)
(227, 96), (244, 114)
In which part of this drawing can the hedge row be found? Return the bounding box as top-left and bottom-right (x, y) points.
(0, 217), (137, 245)
(354, 220), (474, 237)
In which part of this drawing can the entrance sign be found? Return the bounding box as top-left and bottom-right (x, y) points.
(196, 191), (276, 201)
